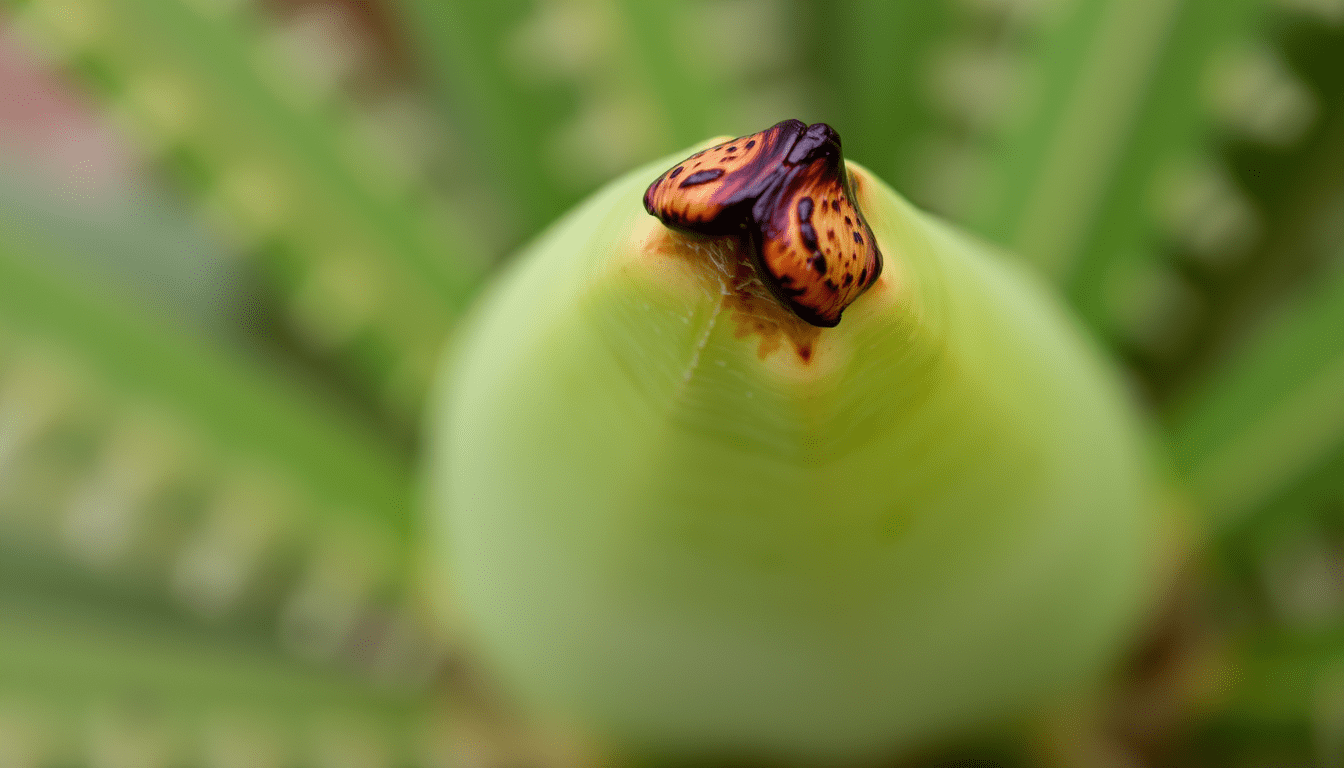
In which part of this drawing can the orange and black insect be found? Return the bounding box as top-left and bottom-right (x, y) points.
(644, 119), (882, 328)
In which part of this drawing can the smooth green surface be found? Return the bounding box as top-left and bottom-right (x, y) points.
(431, 153), (1158, 760)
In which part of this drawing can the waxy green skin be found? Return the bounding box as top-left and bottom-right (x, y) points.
(429, 146), (1158, 761)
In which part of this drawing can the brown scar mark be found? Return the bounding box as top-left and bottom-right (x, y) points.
(642, 226), (821, 362)
(848, 167), (866, 193)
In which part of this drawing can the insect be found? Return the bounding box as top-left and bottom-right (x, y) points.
(643, 119), (883, 328)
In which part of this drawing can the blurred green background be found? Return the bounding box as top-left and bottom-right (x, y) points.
(0, 0), (1342, 765)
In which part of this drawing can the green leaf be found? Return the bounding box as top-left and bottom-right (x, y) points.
(1168, 253), (1344, 530)
(0, 224), (438, 677)
(5, 0), (485, 411)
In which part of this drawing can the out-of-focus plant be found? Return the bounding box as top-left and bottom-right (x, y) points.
(0, 0), (1341, 765)
(428, 144), (1160, 763)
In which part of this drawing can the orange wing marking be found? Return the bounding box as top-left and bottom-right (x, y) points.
(644, 119), (882, 327)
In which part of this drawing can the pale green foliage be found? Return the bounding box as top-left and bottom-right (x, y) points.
(430, 155), (1158, 760)
(0, 0), (1340, 764)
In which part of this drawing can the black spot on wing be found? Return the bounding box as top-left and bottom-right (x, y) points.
(680, 168), (725, 187)
(799, 221), (818, 252)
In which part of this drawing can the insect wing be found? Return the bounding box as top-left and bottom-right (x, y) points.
(644, 120), (805, 233)
(754, 159), (882, 327)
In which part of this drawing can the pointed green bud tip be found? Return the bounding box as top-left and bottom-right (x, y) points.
(426, 124), (1161, 762)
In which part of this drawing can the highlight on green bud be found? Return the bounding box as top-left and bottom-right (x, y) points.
(425, 123), (1163, 762)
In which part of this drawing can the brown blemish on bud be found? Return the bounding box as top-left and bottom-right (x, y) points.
(642, 226), (820, 363)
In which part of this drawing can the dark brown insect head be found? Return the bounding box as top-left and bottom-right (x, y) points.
(644, 119), (883, 327)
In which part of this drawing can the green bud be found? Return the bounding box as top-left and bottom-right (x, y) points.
(426, 136), (1160, 763)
